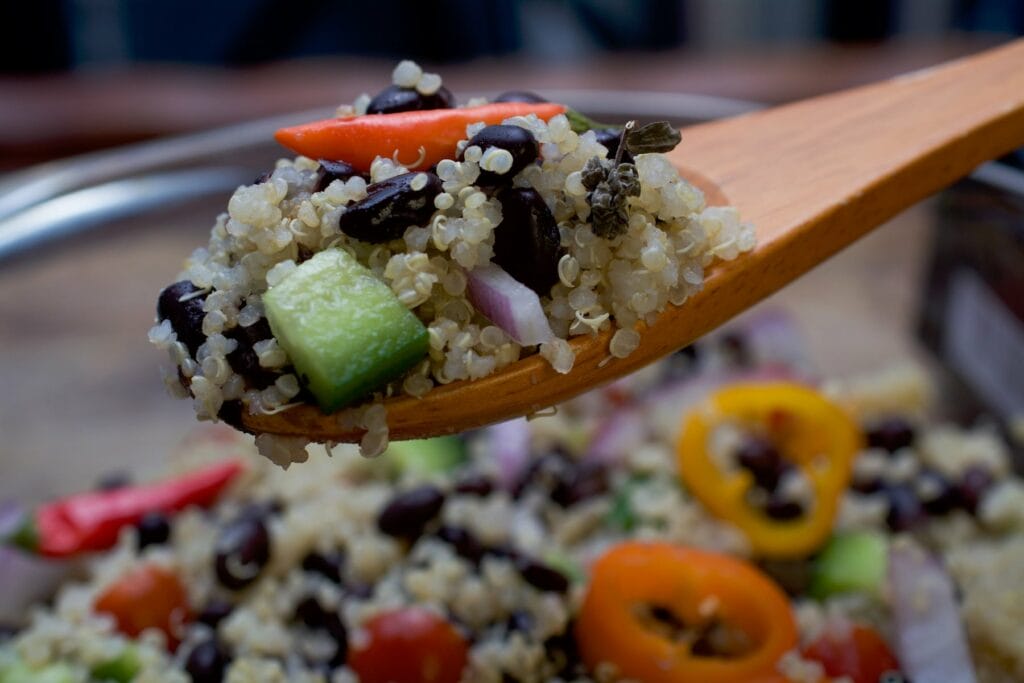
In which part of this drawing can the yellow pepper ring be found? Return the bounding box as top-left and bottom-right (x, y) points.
(678, 382), (861, 558)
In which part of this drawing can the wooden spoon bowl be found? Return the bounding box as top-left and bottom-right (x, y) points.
(243, 39), (1024, 442)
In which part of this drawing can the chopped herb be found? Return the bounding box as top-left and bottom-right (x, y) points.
(565, 109), (616, 134)
(625, 121), (682, 155)
(605, 475), (649, 531)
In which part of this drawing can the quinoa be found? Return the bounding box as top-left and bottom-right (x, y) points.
(7, 339), (1024, 682)
(149, 60), (754, 464)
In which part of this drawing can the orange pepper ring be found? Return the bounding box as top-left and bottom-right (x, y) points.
(678, 382), (861, 558)
(576, 542), (798, 683)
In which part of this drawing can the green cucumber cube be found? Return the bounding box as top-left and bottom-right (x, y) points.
(264, 249), (428, 413)
(810, 531), (888, 600)
(386, 436), (467, 476)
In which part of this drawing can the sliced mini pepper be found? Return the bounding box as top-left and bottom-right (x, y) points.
(576, 542), (797, 683)
(678, 383), (860, 558)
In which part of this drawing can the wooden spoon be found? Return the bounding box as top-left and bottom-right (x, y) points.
(243, 39), (1024, 442)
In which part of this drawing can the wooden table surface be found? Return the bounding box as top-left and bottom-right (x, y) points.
(0, 40), (993, 500)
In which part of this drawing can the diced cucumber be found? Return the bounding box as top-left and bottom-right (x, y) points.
(0, 660), (76, 683)
(264, 249), (429, 413)
(91, 647), (141, 682)
(810, 531), (888, 600)
(386, 436), (466, 476)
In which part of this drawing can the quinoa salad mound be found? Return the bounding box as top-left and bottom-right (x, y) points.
(148, 60), (755, 464)
(3, 326), (1024, 683)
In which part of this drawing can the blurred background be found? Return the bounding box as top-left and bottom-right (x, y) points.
(3, 0), (1023, 169)
(1, 1), (1022, 498)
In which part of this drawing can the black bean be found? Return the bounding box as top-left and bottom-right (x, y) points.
(463, 124), (539, 186)
(302, 550), (346, 584)
(294, 595), (327, 629)
(885, 484), (926, 531)
(662, 343), (700, 382)
(677, 343), (699, 362)
(315, 159), (361, 192)
(719, 331), (751, 367)
(157, 281), (207, 355)
(736, 436), (787, 492)
(216, 400), (247, 432)
(377, 485), (446, 538)
(494, 90), (548, 103)
(214, 517), (271, 590)
(197, 599), (234, 628)
(366, 84), (455, 114)
(957, 464), (994, 515)
(764, 496), (804, 520)
(0, 623), (18, 642)
(453, 473), (494, 497)
(485, 542), (523, 562)
(436, 525), (486, 564)
(512, 452), (569, 498)
(516, 558), (569, 593)
(338, 171), (442, 243)
(95, 470), (132, 491)
(184, 639), (231, 683)
(593, 127), (634, 164)
(866, 417), (916, 453)
(506, 610), (534, 633)
(225, 317), (278, 388)
(551, 461), (608, 507)
(136, 511), (172, 551)
(916, 469), (958, 515)
(493, 187), (564, 296)
(322, 611), (349, 665)
(543, 624), (581, 677)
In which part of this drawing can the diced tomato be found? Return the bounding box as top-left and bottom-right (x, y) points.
(348, 607), (469, 683)
(94, 564), (190, 647)
(803, 623), (901, 683)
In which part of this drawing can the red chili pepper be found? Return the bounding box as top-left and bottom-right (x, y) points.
(23, 460), (243, 558)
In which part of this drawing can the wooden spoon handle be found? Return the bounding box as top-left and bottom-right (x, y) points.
(674, 37), (1024, 262)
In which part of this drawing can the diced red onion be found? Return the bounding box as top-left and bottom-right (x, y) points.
(0, 501), (26, 541)
(735, 309), (812, 371)
(586, 408), (647, 465)
(465, 264), (554, 346)
(0, 547), (70, 624)
(487, 418), (533, 490)
(888, 541), (977, 683)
